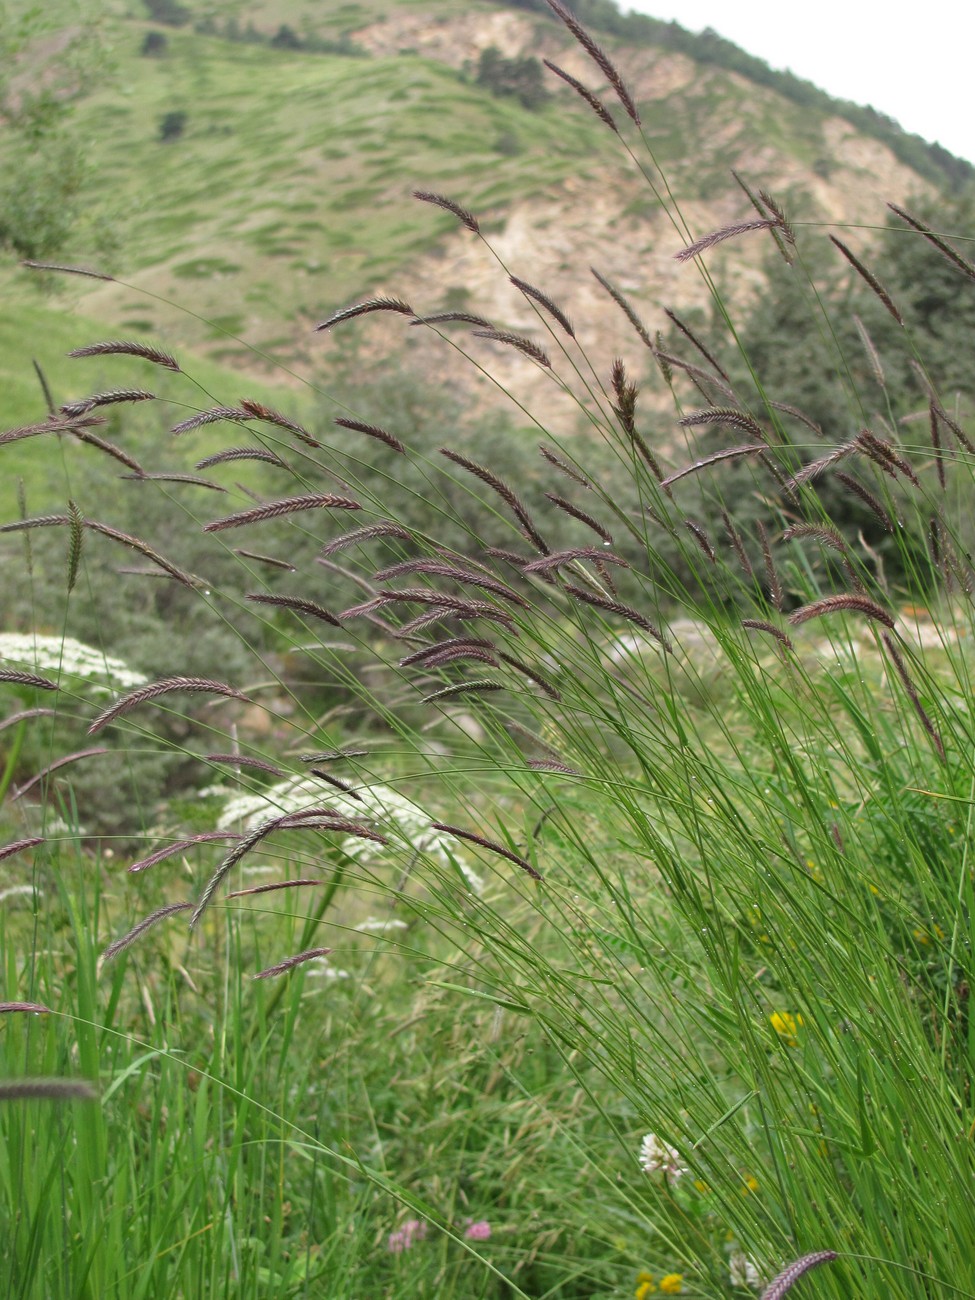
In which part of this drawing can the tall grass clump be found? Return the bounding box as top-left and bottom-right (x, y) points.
(3, 4), (975, 1296)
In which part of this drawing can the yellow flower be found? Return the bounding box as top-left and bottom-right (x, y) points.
(769, 1011), (803, 1046)
(660, 1274), (683, 1294)
(636, 1280), (657, 1299)
(739, 1174), (759, 1195)
(693, 1178), (711, 1194)
(636, 1273), (654, 1286)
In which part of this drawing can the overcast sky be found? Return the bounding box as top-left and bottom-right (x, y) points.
(622, 1), (975, 166)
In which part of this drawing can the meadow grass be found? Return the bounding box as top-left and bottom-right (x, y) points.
(3, 4), (975, 1298)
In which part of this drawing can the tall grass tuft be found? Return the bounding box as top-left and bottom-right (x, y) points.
(3, 6), (975, 1297)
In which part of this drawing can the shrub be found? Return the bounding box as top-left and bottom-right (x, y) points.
(140, 30), (168, 57)
(158, 109), (187, 142)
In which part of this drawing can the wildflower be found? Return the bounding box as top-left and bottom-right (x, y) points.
(464, 1219), (491, 1240)
(636, 1278), (656, 1299)
(660, 1276), (683, 1295)
(387, 1218), (427, 1253)
(639, 1133), (688, 1179)
(0, 632), (146, 694)
(739, 1174), (760, 1195)
(768, 1012), (803, 1047)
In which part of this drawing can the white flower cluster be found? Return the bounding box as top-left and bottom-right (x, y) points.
(216, 777), (483, 892)
(638, 1132), (689, 1179)
(728, 1248), (763, 1289)
(0, 633), (147, 694)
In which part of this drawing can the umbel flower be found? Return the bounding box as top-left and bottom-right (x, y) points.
(638, 1133), (688, 1179)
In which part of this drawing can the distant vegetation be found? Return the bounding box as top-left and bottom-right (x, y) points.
(497, 0), (975, 190)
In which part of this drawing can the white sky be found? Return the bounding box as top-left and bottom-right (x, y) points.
(623, 1), (975, 166)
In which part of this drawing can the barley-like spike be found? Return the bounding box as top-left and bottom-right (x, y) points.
(731, 171), (795, 264)
(497, 651), (561, 700)
(412, 190), (480, 234)
(563, 584), (671, 649)
(431, 822), (542, 879)
(411, 311), (495, 329)
(399, 606), (518, 636)
(0, 514), (72, 533)
(379, 588), (518, 623)
(60, 390), (154, 417)
(0, 1001), (52, 1015)
(68, 339), (180, 371)
(440, 448), (549, 553)
(0, 1078), (96, 1101)
(128, 832), (243, 874)
(834, 472), (894, 532)
(334, 416), (405, 453)
(675, 219), (779, 263)
(102, 901), (194, 963)
(544, 0), (640, 124)
(540, 445), (591, 487)
(204, 754), (284, 776)
(509, 275), (575, 338)
(89, 677), (250, 735)
(757, 190), (797, 247)
(591, 268), (652, 348)
(679, 407), (765, 440)
(419, 645), (500, 671)
(71, 428), (147, 474)
(881, 633), (946, 762)
(204, 493), (361, 532)
(316, 297), (413, 331)
(854, 429), (920, 486)
(320, 521), (412, 557)
(527, 758), (580, 774)
(0, 670), (59, 691)
(400, 638), (495, 667)
(655, 351), (735, 398)
(422, 680), (504, 703)
(374, 560), (528, 607)
(888, 203), (975, 283)
(122, 472), (225, 491)
(685, 519), (717, 563)
(909, 363), (975, 454)
(84, 519), (204, 588)
(0, 838), (44, 863)
(544, 493), (612, 544)
(523, 547), (628, 573)
(233, 549), (296, 571)
(307, 769), (364, 799)
(66, 500), (83, 594)
(298, 748), (369, 763)
(757, 521), (783, 609)
(253, 947), (333, 979)
(663, 309), (731, 382)
(742, 619), (795, 651)
(853, 314), (885, 389)
(661, 444), (765, 489)
(542, 59), (618, 131)
(928, 403), (947, 491)
(246, 593), (341, 627)
(238, 398), (320, 447)
(782, 524), (849, 553)
(768, 401), (823, 437)
(472, 329), (551, 369)
(722, 509), (754, 578)
(789, 594), (894, 630)
(197, 446), (288, 469)
(785, 442), (857, 492)
(22, 259), (114, 280)
(760, 1251), (838, 1300)
(228, 879), (323, 900)
(171, 407), (250, 436)
(829, 236), (903, 324)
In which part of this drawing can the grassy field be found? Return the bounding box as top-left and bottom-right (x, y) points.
(3, 2), (975, 1299)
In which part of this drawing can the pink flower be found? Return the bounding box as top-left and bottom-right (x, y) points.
(387, 1219), (428, 1253)
(464, 1219), (492, 1241)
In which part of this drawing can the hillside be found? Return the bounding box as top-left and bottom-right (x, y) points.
(0, 0), (966, 435)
